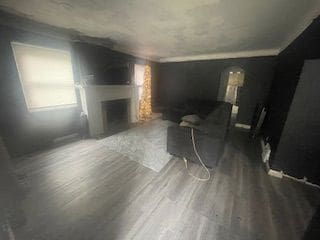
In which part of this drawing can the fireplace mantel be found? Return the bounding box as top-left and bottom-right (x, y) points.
(79, 85), (137, 137)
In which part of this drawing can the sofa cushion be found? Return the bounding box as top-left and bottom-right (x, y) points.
(181, 114), (201, 125)
(179, 121), (197, 128)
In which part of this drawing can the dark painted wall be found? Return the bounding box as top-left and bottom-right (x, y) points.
(261, 16), (320, 184)
(73, 42), (159, 109)
(0, 24), (158, 157)
(262, 17), (320, 152)
(74, 42), (138, 84)
(0, 25), (82, 157)
(272, 60), (320, 184)
(158, 57), (276, 124)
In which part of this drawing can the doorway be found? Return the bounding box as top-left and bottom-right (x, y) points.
(218, 67), (245, 120)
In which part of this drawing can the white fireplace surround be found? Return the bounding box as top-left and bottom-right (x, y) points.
(79, 85), (138, 137)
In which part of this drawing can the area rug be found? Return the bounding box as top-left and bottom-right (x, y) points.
(99, 119), (174, 172)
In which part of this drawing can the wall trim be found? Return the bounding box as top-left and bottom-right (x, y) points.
(260, 137), (320, 189)
(158, 49), (279, 63)
(235, 123), (251, 130)
(267, 168), (320, 189)
(279, 6), (320, 52)
(284, 174), (320, 189)
(268, 169), (283, 179)
(111, 45), (157, 62)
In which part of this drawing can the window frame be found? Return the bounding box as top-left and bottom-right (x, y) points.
(11, 41), (78, 112)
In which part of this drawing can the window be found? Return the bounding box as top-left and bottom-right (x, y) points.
(11, 42), (77, 111)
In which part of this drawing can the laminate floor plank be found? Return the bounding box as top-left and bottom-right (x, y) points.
(2, 129), (320, 240)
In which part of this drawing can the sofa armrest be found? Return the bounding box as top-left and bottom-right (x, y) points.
(167, 124), (212, 140)
(167, 125), (225, 168)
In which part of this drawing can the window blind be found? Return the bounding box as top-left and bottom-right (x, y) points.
(11, 42), (77, 111)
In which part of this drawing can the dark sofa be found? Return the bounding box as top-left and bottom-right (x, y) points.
(162, 99), (219, 122)
(166, 100), (232, 168)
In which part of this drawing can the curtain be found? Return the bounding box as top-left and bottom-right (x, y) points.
(139, 65), (152, 121)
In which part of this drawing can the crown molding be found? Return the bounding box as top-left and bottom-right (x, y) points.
(158, 49), (280, 63)
(279, 7), (320, 52)
(111, 44), (158, 62)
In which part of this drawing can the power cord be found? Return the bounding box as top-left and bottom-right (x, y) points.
(183, 128), (211, 181)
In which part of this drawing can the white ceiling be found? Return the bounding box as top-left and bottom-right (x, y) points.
(0, 0), (319, 62)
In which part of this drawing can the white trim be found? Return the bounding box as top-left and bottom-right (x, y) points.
(11, 42), (31, 110)
(282, 174), (320, 189)
(260, 138), (320, 188)
(261, 140), (283, 179)
(158, 49), (279, 63)
(268, 169), (283, 179)
(268, 170), (320, 189)
(79, 85), (134, 137)
(304, 180), (320, 189)
(279, 6), (320, 53)
(235, 123), (251, 130)
(111, 45), (157, 62)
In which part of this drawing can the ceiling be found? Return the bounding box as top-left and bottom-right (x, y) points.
(0, 0), (319, 62)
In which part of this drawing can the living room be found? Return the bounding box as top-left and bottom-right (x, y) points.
(0, 1), (320, 239)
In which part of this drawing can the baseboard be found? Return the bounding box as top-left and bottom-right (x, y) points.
(235, 123), (251, 130)
(268, 169), (283, 178)
(282, 173), (320, 189)
(53, 133), (80, 145)
(259, 137), (320, 189)
(268, 165), (320, 189)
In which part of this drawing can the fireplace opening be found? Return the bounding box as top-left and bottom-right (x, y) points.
(101, 99), (130, 135)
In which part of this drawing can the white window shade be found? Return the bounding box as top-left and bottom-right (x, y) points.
(11, 42), (77, 111)
(134, 64), (145, 86)
(134, 64), (145, 100)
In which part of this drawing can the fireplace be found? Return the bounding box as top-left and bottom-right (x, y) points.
(102, 99), (130, 134)
(79, 85), (138, 137)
